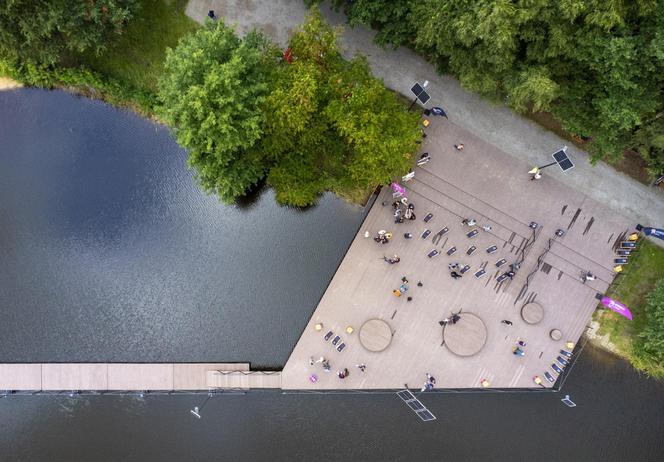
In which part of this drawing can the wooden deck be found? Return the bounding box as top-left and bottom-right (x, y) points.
(281, 117), (633, 390)
(0, 363), (250, 391)
(206, 371), (282, 390)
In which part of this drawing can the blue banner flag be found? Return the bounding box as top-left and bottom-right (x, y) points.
(637, 224), (664, 241)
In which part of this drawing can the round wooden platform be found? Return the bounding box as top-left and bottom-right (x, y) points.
(443, 313), (487, 357)
(359, 319), (393, 352)
(550, 329), (562, 341)
(521, 302), (544, 325)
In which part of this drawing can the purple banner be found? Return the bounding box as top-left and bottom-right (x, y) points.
(601, 297), (633, 320)
(391, 182), (407, 197)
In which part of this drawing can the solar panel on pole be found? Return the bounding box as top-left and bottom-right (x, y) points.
(552, 147), (574, 172)
(410, 82), (431, 105)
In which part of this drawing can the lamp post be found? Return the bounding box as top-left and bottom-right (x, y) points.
(190, 391), (215, 419)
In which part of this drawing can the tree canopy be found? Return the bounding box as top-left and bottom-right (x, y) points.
(158, 22), (276, 203)
(158, 12), (421, 206)
(633, 278), (664, 374)
(327, 0), (664, 174)
(0, 0), (138, 66)
(265, 11), (421, 205)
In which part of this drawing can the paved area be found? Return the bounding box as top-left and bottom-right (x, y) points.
(186, 0), (664, 231)
(281, 116), (632, 389)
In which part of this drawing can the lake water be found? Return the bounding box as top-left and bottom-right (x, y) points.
(0, 89), (365, 366)
(0, 89), (662, 462)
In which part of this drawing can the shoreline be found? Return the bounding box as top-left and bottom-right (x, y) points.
(0, 77), (22, 90)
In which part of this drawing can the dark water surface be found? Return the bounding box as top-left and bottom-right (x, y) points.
(1, 347), (663, 462)
(0, 89), (365, 366)
(1, 90), (663, 462)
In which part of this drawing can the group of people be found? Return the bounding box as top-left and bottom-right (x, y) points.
(373, 229), (393, 244)
(309, 358), (367, 381)
(310, 356), (332, 372)
(421, 373), (436, 391)
(448, 262), (463, 280)
(513, 339), (527, 356)
(439, 313), (461, 326)
(393, 197), (416, 224)
(393, 276), (410, 298)
(383, 255), (401, 265)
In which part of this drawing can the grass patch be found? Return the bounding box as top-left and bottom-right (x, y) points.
(74, 0), (198, 94)
(594, 239), (664, 375)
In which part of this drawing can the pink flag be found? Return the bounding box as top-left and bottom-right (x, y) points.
(391, 182), (407, 197)
(601, 297), (633, 320)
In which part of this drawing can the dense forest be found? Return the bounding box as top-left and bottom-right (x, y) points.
(321, 0), (664, 178)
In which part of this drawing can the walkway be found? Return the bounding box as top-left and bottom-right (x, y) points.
(0, 363), (253, 391)
(186, 0), (664, 231)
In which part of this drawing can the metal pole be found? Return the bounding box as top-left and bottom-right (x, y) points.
(408, 96), (419, 111)
(537, 161), (558, 170)
(190, 391), (215, 418)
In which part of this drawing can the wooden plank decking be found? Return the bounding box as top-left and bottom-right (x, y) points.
(281, 117), (632, 390)
(0, 363), (250, 391)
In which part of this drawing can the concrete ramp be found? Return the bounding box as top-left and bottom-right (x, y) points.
(206, 370), (282, 390)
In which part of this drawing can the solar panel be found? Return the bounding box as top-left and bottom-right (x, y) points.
(410, 83), (431, 104)
(552, 148), (574, 172)
(411, 83), (424, 96)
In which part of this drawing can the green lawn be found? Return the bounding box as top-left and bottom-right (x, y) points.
(595, 239), (664, 375)
(75, 0), (199, 94)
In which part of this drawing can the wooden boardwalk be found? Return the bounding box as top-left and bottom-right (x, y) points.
(206, 371), (282, 390)
(281, 117), (632, 390)
(0, 363), (252, 391)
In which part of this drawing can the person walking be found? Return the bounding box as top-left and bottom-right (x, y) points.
(356, 364), (366, 372)
(500, 320), (513, 325)
(454, 143), (464, 151)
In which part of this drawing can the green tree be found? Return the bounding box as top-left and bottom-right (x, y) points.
(632, 116), (664, 178)
(633, 278), (664, 374)
(0, 0), (138, 66)
(329, 0), (664, 166)
(158, 21), (276, 203)
(325, 56), (420, 188)
(265, 10), (420, 206)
